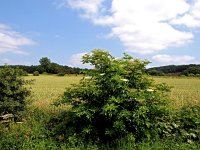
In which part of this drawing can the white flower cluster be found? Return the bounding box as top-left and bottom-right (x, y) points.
(85, 76), (92, 79)
(147, 89), (154, 92)
(121, 79), (129, 82)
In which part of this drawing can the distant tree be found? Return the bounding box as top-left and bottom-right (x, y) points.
(148, 64), (200, 76)
(148, 69), (165, 76)
(184, 66), (200, 76)
(0, 58), (83, 75)
(39, 57), (51, 73)
(48, 63), (66, 74)
(49, 63), (59, 74)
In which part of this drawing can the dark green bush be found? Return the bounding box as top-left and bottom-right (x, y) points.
(33, 71), (39, 76)
(49, 50), (171, 144)
(57, 72), (65, 76)
(0, 66), (31, 117)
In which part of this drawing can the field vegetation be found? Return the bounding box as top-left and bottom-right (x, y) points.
(25, 75), (82, 111)
(154, 77), (200, 108)
(0, 50), (200, 149)
(24, 75), (200, 110)
(1, 75), (199, 149)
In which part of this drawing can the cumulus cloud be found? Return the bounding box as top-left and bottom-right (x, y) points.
(64, 0), (200, 54)
(67, 0), (104, 16)
(0, 24), (34, 54)
(152, 54), (198, 65)
(68, 52), (92, 68)
(171, 0), (200, 28)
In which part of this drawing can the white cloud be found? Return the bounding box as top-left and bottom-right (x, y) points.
(152, 54), (198, 65)
(67, 0), (104, 14)
(0, 24), (34, 55)
(65, 0), (107, 22)
(64, 0), (200, 54)
(171, 0), (200, 28)
(68, 52), (92, 68)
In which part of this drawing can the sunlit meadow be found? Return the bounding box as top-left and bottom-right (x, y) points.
(25, 75), (200, 110)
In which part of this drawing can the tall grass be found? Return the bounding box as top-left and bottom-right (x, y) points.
(26, 75), (200, 109)
(25, 74), (82, 111)
(154, 77), (200, 108)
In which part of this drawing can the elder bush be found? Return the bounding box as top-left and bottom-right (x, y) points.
(49, 50), (171, 144)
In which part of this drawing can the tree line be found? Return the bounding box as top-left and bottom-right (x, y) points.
(147, 64), (200, 76)
(1, 57), (200, 77)
(0, 57), (87, 75)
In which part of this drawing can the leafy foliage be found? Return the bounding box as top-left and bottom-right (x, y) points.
(171, 105), (200, 143)
(49, 50), (171, 144)
(0, 66), (31, 116)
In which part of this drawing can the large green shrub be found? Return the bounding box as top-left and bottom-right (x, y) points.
(49, 50), (171, 144)
(0, 66), (31, 117)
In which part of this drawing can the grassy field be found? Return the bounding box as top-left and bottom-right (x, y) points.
(25, 75), (200, 109)
(154, 77), (200, 108)
(25, 75), (82, 111)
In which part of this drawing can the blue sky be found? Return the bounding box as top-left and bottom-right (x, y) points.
(0, 0), (200, 67)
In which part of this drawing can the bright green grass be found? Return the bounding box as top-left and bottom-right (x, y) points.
(25, 75), (200, 109)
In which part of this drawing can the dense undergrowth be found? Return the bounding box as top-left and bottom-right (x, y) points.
(0, 106), (199, 150)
